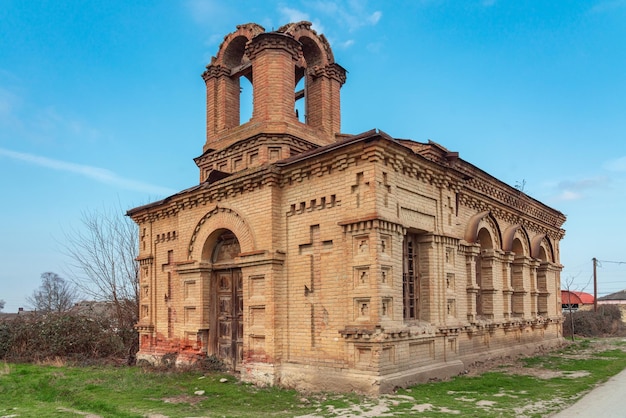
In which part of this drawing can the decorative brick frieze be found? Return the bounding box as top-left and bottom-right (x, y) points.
(138, 256), (154, 266)
(286, 194), (339, 216)
(155, 231), (177, 243)
(339, 216), (405, 235)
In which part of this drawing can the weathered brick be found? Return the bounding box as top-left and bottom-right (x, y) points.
(127, 21), (566, 395)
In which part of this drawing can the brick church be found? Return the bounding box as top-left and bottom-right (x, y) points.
(127, 22), (566, 394)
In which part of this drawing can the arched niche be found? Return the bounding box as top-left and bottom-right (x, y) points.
(477, 227), (494, 250)
(509, 226), (531, 259)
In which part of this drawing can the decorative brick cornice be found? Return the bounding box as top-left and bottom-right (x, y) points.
(339, 324), (437, 341)
(458, 192), (565, 240)
(309, 63), (347, 85)
(245, 32), (302, 61)
(137, 256), (154, 266)
(128, 167), (281, 224)
(432, 234), (461, 246)
(201, 64), (231, 81)
(338, 216), (405, 235)
(135, 323), (154, 332)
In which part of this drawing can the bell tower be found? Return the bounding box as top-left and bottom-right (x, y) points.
(199, 22), (347, 164)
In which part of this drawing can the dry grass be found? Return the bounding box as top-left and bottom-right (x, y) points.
(0, 361), (9, 376)
(35, 356), (67, 367)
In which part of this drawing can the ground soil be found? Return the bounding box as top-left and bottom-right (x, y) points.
(54, 338), (626, 418)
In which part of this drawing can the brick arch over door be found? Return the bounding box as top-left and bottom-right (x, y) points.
(187, 206), (255, 260)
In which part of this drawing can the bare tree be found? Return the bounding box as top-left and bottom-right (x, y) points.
(61, 206), (139, 353)
(562, 273), (590, 341)
(0, 299), (5, 312)
(27, 272), (78, 313)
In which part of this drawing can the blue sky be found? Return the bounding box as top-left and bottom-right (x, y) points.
(1, 0), (625, 312)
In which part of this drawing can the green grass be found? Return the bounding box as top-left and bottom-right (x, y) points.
(1, 338), (626, 417)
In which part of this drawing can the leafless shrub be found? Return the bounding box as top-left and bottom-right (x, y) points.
(563, 305), (625, 337)
(0, 312), (126, 362)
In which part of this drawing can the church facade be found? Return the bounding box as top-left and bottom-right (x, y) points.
(127, 22), (566, 394)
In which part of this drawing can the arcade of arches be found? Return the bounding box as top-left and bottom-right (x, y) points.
(128, 22), (566, 394)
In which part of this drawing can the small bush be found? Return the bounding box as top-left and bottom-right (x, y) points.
(0, 312), (127, 363)
(563, 305), (624, 337)
(160, 352), (178, 368)
(198, 354), (226, 372)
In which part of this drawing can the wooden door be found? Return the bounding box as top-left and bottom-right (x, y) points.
(216, 269), (243, 370)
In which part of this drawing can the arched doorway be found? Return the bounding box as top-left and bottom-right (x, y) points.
(209, 230), (243, 370)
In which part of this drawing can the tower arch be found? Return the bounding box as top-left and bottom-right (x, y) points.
(201, 21), (346, 151)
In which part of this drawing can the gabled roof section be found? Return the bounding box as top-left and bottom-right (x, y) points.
(396, 139), (459, 167)
(206, 169), (231, 184)
(599, 290), (626, 301)
(274, 128), (388, 167)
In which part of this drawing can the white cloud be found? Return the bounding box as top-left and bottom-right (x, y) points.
(550, 176), (610, 201)
(368, 10), (382, 25)
(559, 177), (609, 190)
(311, 19), (326, 34)
(312, 1), (339, 15)
(0, 148), (175, 196)
(0, 87), (19, 116)
(311, 1), (382, 32)
(604, 156), (626, 172)
(555, 190), (583, 201)
(336, 39), (355, 49)
(367, 42), (383, 53)
(0, 85), (23, 128)
(31, 107), (102, 144)
(590, 0), (626, 13)
(279, 6), (310, 24)
(185, 0), (231, 24)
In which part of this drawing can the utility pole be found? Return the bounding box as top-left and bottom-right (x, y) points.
(593, 257), (598, 312)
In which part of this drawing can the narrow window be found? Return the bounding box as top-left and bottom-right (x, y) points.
(403, 233), (420, 320)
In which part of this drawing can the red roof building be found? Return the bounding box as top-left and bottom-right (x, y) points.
(561, 290), (594, 306)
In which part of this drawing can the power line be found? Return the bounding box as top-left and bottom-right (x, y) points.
(597, 259), (626, 265)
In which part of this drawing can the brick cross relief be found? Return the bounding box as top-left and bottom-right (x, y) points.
(351, 172), (366, 208)
(162, 250), (174, 302)
(299, 225), (333, 347)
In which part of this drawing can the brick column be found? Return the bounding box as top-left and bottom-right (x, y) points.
(246, 33), (302, 124)
(202, 64), (239, 145)
(307, 63), (346, 138)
